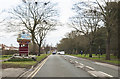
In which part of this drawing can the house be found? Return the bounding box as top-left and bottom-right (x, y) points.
(0, 44), (18, 51)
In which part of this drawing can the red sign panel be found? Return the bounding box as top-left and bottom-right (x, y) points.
(19, 46), (28, 54)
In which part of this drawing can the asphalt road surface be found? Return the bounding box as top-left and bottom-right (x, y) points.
(64, 55), (119, 77)
(33, 54), (119, 78)
(34, 55), (92, 77)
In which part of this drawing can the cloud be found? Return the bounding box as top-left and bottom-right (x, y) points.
(0, 0), (103, 47)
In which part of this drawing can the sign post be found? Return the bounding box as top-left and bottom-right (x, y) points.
(17, 31), (31, 56)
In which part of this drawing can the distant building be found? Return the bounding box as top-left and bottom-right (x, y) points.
(0, 44), (18, 51)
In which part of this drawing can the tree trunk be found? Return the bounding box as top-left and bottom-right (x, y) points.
(106, 31), (111, 60)
(118, 1), (120, 60)
(89, 46), (92, 57)
(38, 45), (41, 56)
(38, 40), (42, 56)
(89, 41), (92, 58)
(31, 32), (36, 55)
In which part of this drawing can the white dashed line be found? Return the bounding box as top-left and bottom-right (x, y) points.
(90, 73), (97, 77)
(75, 61), (78, 64)
(79, 63), (84, 66)
(85, 66), (95, 71)
(99, 71), (113, 77)
(88, 71), (114, 77)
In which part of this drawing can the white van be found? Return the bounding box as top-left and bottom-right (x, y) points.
(57, 51), (65, 55)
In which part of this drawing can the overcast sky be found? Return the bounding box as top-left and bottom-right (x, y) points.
(0, 0), (101, 47)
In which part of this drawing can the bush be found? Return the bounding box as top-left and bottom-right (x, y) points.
(2, 54), (50, 69)
(2, 55), (12, 58)
(7, 58), (34, 62)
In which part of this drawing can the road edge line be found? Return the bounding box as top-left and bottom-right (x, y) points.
(31, 57), (48, 78)
(27, 56), (49, 78)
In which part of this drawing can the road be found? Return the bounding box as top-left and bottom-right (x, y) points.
(31, 54), (119, 78)
(34, 55), (92, 77)
(64, 55), (119, 77)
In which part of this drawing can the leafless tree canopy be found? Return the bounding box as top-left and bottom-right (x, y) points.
(69, 2), (102, 57)
(68, 0), (118, 59)
(96, 0), (118, 60)
(6, 1), (58, 55)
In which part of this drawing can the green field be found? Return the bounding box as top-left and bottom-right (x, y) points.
(70, 54), (119, 65)
(2, 54), (49, 69)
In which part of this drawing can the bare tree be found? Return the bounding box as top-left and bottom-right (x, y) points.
(96, 0), (118, 60)
(6, 1), (58, 54)
(70, 2), (102, 57)
(34, 20), (57, 56)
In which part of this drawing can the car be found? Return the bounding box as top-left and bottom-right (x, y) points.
(52, 52), (56, 55)
(57, 51), (65, 55)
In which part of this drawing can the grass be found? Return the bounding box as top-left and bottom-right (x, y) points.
(70, 54), (119, 65)
(2, 61), (36, 68)
(36, 54), (48, 62)
(0, 55), (12, 60)
(2, 54), (49, 69)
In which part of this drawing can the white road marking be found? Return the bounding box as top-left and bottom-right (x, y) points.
(70, 60), (74, 64)
(88, 71), (114, 77)
(27, 56), (49, 78)
(99, 71), (113, 77)
(75, 65), (84, 68)
(90, 73), (97, 77)
(31, 58), (48, 78)
(66, 55), (78, 58)
(87, 71), (97, 77)
(79, 63), (84, 66)
(85, 66), (95, 70)
(75, 61), (78, 64)
(64, 57), (67, 60)
(75, 63), (85, 68)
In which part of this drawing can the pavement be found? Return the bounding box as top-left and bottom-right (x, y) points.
(1, 68), (26, 78)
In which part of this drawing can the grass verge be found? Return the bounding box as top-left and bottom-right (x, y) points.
(0, 55), (12, 60)
(70, 54), (120, 66)
(2, 54), (49, 69)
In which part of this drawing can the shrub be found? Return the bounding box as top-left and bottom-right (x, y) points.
(7, 58), (34, 62)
